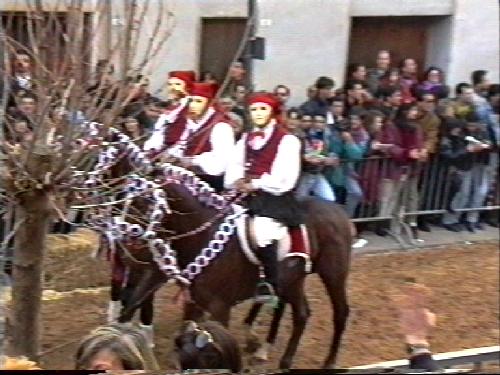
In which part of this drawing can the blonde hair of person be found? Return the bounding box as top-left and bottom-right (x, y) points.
(75, 323), (159, 371)
(1, 356), (41, 370)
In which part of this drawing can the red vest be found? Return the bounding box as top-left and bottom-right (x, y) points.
(164, 109), (228, 156)
(245, 125), (288, 177)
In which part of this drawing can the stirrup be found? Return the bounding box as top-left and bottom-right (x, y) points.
(254, 281), (279, 306)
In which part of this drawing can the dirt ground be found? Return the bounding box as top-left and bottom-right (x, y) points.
(38, 239), (499, 370)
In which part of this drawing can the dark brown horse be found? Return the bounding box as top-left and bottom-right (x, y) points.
(116, 178), (352, 369)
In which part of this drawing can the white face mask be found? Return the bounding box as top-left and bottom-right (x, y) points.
(249, 102), (273, 128)
(188, 96), (209, 119)
(167, 77), (187, 99)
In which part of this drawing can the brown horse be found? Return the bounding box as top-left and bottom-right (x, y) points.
(116, 177), (352, 369)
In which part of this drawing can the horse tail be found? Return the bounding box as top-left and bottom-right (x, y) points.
(301, 198), (352, 368)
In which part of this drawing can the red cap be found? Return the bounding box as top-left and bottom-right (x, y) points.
(190, 82), (217, 100)
(247, 92), (281, 114)
(168, 70), (196, 92)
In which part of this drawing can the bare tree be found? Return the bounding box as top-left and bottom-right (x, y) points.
(0, 0), (174, 360)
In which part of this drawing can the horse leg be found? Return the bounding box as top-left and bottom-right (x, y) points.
(182, 301), (205, 322)
(207, 299), (231, 327)
(139, 292), (155, 348)
(318, 268), (350, 369)
(243, 302), (264, 353)
(266, 300), (286, 345)
(279, 292), (310, 369)
(278, 258), (310, 369)
(118, 268), (166, 323)
(139, 293), (154, 325)
(108, 277), (123, 323)
(254, 300), (286, 361)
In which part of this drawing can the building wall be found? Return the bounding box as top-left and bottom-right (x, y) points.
(447, 0), (500, 91)
(251, 0), (498, 105)
(253, 0), (351, 106)
(350, 0), (453, 17)
(425, 16), (453, 77)
(1, 0), (498, 104)
(129, 0), (247, 96)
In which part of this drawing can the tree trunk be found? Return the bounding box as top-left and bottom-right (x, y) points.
(8, 148), (53, 360)
(8, 192), (50, 360)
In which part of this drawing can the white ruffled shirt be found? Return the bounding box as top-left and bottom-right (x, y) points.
(143, 97), (189, 152)
(144, 102), (234, 176)
(224, 120), (301, 195)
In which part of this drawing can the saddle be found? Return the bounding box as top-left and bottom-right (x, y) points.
(234, 206), (312, 273)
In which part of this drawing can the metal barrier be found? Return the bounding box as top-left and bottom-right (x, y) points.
(349, 345), (500, 373)
(332, 153), (499, 247)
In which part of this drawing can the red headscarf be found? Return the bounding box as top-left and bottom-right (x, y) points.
(247, 92), (281, 115)
(168, 71), (196, 93)
(190, 82), (217, 100)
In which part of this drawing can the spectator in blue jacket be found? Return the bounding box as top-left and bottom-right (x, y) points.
(300, 76), (335, 116)
(326, 108), (369, 214)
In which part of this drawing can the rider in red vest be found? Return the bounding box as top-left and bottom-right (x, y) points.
(144, 71), (196, 153)
(153, 82), (234, 191)
(166, 70), (196, 110)
(224, 93), (307, 301)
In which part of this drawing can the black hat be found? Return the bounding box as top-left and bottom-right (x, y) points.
(315, 76), (335, 90)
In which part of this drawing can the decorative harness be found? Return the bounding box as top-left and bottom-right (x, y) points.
(72, 122), (246, 287)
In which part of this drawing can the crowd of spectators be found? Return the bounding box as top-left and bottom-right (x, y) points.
(260, 52), (498, 247)
(1, 50), (499, 249)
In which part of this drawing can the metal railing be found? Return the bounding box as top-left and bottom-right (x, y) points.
(349, 345), (500, 373)
(331, 152), (499, 247)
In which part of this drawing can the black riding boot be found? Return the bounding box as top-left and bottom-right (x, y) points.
(254, 242), (279, 303)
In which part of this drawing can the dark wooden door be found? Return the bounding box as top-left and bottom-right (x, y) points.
(199, 18), (246, 83)
(348, 16), (437, 78)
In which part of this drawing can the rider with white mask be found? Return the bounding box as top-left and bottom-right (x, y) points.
(225, 93), (308, 302)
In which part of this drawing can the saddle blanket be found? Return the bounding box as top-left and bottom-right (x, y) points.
(232, 205), (311, 271)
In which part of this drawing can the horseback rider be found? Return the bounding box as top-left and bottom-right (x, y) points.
(147, 82), (234, 191)
(224, 92), (307, 301)
(144, 71), (196, 153)
(165, 70), (196, 110)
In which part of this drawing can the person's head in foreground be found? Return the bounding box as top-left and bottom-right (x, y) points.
(1, 356), (41, 370)
(75, 323), (159, 371)
(174, 320), (242, 373)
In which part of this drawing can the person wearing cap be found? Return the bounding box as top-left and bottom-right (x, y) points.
(144, 71), (197, 154)
(166, 70), (196, 107)
(224, 92), (307, 302)
(157, 82), (234, 191)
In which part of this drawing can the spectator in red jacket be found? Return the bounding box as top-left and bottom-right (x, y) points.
(376, 103), (426, 241)
(399, 58), (418, 104)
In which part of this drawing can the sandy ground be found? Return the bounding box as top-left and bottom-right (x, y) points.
(36, 237), (499, 370)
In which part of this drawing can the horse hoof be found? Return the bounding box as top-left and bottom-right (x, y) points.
(253, 343), (270, 362)
(322, 361), (336, 369)
(279, 358), (291, 370)
(245, 337), (261, 353)
(244, 328), (261, 353)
